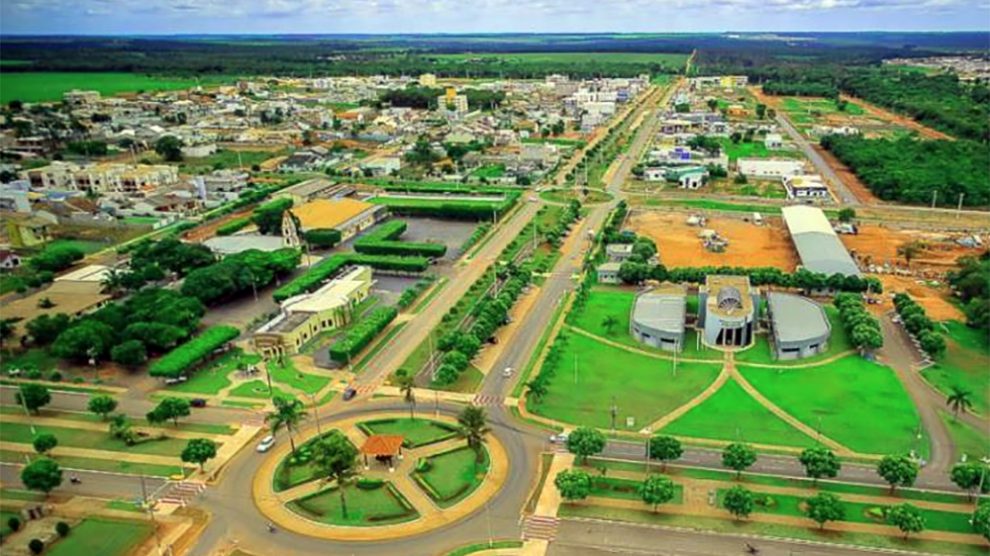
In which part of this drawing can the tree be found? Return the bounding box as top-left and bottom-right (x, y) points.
(32, 433), (58, 456)
(722, 443), (757, 479)
(888, 503), (925, 538)
(973, 500), (990, 541)
(950, 461), (989, 500)
(397, 374), (416, 419)
(111, 339), (148, 368)
(876, 455), (918, 494)
(311, 431), (359, 518)
(29, 539), (44, 555)
(554, 469), (592, 502)
(707, 98), (719, 112)
(55, 521), (70, 537)
(946, 386), (973, 419)
(804, 492), (845, 530)
(638, 475), (675, 512)
(798, 447), (841, 486)
(755, 103), (767, 119)
(26, 313), (71, 345)
(458, 405), (490, 464)
(16, 383), (51, 414)
(918, 331), (946, 358)
(896, 241), (925, 268)
(601, 315), (618, 336)
(20, 457), (62, 497)
(51, 319), (115, 362)
(155, 135), (183, 162)
(837, 208), (856, 223)
(149, 397), (191, 427)
(648, 435), (682, 471)
(722, 485), (755, 520)
(266, 396), (307, 454)
(566, 427), (606, 464)
(181, 438), (218, 471)
(87, 394), (117, 420)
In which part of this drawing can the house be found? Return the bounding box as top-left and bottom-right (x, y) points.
(726, 104), (748, 118)
(596, 262), (622, 284)
(275, 178), (351, 205)
(783, 174), (830, 200)
(737, 158), (805, 180)
(0, 250), (22, 269)
(359, 157), (402, 177)
(606, 243), (634, 263)
(5, 212), (56, 248)
(764, 133), (784, 150)
(665, 166), (709, 189)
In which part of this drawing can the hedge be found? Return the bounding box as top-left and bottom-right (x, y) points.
(216, 217), (251, 236)
(370, 193), (519, 221)
(354, 220), (447, 258)
(304, 228), (342, 249)
(273, 254), (429, 302)
(149, 325), (240, 378)
(329, 306), (398, 363)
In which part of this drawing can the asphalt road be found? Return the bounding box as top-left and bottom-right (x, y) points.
(0, 462), (167, 500)
(549, 518), (886, 556)
(772, 114), (859, 206)
(188, 399), (547, 556)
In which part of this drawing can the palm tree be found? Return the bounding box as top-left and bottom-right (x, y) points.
(100, 268), (125, 297)
(397, 374), (416, 419)
(457, 406), (490, 467)
(896, 241), (925, 268)
(601, 315), (618, 336)
(311, 432), (358, 518)
(265, 396), (307, 454)
(946, 387), (973, 420)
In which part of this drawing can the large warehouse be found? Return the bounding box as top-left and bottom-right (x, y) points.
(698, 275), (758, 347)
(766, 292), (831, 360)
(631, 285), (687, 352)
(781, 205), (860, 277)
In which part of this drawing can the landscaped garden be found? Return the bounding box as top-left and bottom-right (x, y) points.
(740, 357), (925, 455)
(168, 348), (261, 395)
(938, 410), (989, 462)
(358, 418), (459, 448)
(273, 431), (352, 492)
(413, 446), (489, 507)
(287, 481), (418, 526)
(921, 320), (989, 415)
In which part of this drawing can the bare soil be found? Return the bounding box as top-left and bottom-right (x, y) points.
(876, 275), (965, 321)
(627, 211), (800, 271)
(841, 224), (983, 272)
(183, 208), (254, 243)
(839, 94), (954, 141)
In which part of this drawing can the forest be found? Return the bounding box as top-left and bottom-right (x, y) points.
(820, 134), (990, 207)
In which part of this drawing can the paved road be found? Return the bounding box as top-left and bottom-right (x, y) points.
(773, 114), (859, 207)
(188, 400), (546, 556)
(550, 518), (887, 556)
(0, 463), (167, 500)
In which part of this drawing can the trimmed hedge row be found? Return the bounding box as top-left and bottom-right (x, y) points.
(354, 220), (447, 258)
(273, 253), (429, 302)
(371, 193), (519, 221)
(893, 293), (946, 358)
(216, 217), (251, 236)
(304, 228), (342, 249)
(329, 306), (398, 363)
(149, 325), (240, 378)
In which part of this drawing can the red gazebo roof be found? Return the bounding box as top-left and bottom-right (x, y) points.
(359, 434), (404, 456)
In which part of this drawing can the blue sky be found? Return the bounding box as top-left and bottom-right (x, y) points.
(2, 0), (988, 35)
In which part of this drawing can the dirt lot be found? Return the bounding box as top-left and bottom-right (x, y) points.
(840, 224), (984, 272)
(627, 210), (800, 270)
(183, 208), (254, 243)
(875, 275), (965, 321)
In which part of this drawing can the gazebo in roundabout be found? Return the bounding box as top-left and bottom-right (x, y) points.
(359, 434), (404, 471)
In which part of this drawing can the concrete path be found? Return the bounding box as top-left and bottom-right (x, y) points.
(642, 358), (731, 433)
(566, 325), (721, 365)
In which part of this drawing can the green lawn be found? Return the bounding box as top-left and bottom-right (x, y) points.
(780, 97), (866, 120)
(227, 380), (291, 400)
(288, 482), (417, 526)
(0, 72), (230, 104)
(540, 189), (613, 205)
(938, 410), (989, 462)
(180, 149), (282, 174)
(168, 349), (261, 395)
(471, 164), (506, 179)
(740, 357), (925, 455)
(735, 306), (850, 366)
(1, 510), (21, 536)
(46, 238), (108, 255)
(717, 138), (803, 162)
(0, 405), (233, 436)
(528, 332), (723, 429)
(922, 320), (990, 415)
(446, 541), (524, 556)
(273, 431), (350, 492)
(589, 476), (684, 504)
(358, 418), (458, 448)
(267, 358), (330, 395)
(45, 517), (153, 556)
(0, 348), (58, 374)
(415, 446), (489, 507)
(433, 365), (485, 393)
(0, 423), (197, 457)
(661, 379), (818, 448)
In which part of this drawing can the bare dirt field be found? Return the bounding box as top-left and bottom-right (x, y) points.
(841, 224), (984, 272)
(875, 275), (965, 321)
(183, 207), (254, 243)
(627, 210), (800, 270)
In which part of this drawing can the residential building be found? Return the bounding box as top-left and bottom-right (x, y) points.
(783, 174), (830, 199)
(419, 73), (437, 87)
(737, 158), (805, 180)
(437, 88), (469, 117)
(605, 243), (634, 263)
(596, 262), (622, 284)
(764, 133), (784, 150)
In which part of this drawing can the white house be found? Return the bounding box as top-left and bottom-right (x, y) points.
(783, 174), (830, 199)
(737, 158), (805, 180)
(764, 133), (784, 150)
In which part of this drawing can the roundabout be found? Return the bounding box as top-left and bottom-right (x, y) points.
(251, 409), (510, 541)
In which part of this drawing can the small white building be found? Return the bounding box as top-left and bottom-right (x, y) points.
(597, 262), (622, 284)
(764, 133), (784, 150)
(737, 158), (805, 180)
(783, 174), (830, 199)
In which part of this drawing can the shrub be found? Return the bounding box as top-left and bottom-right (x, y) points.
(328, 307), (398, 363)
(216, 217), (251, 236)
(47, 371), (62, 382)
(303, 228), (342, 249)
(356, 478), (384, 490)
(55, 521), (70, 537)
(415, 458), (431, 472)
(28, 539), (44, 555)
(26, 369), (42, 380)
(354, 220), (447, 258)
(149, 325), (239, 378)
(8, 516), (20, 532)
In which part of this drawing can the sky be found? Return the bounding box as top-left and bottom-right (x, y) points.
(1, 0), (989, 35)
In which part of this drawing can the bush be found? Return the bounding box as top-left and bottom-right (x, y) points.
(328, 307), (398, 363)
(415, 458), (431, 472)
(149, 325), (239, 378)
(303, 228), (342, 249)
(274, 254), (429, 302)
(47, 371), (62, 382)
(356, 478), (384, 490)
(354, 220), (447, 258)
(8, 516), (20, 532)
(55, 521), (70, 537)
(26, 369), (42, 380)
(216, 217), (251, 236)
(28, 539), (43, 555)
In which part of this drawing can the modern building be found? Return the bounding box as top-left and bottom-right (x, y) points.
(766, 292), (831, 360)
(252, 265), (373, 357)
(737, 158), (805, 180)
(596, 262), (622, 284)
(419, 73), (437, 87)
(283, 197), (387, 245)
(664, 166), (709, 189)
(698, 275), (758, 348)
(437, 87), (469, 117)
(783, 174), (830, 200)
(781, 205), (861, 277)
(764, 133), (784, 150)
(631, 285), (687, 352)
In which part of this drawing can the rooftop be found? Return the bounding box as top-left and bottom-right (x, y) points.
(290, 197), (376, 230)
(702, 275), (754, 318)
(768, 292), (830, 343)
(782, 205), (861, 277)
(633, 284), (687, 336)
(359, 434), (404, 456)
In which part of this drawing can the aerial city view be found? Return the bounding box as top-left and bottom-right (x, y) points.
(0, 2), (988, 556)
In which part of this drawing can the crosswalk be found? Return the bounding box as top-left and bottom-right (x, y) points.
(522, 515), (559, 541)
(157, 480), (206, 507)
(355, 383), (379, 396)
(471, 394), (503, 407)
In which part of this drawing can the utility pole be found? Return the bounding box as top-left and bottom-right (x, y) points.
(957, 193), (965, 218)
(308, 393), (322, 436)
(610, 396), (618, 434)
(931, 190), (938, 209)
(141, 475), (169, 556)
(573, 353), (578, 385)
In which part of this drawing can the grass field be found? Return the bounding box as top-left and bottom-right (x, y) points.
(0, 422), (195, 457)
(780, 97), (866, 123)
(359, 418), (458, 448)
(227, 380), (291, 400)
(661, 379), (818, 447)
(267, 358), (330, 395)
(45, 517), (153, 556)
(528, 332), (722, 429)
(735, 306), (850, 366)
(0, 406), (233, 436)
(168, 349), (261, 395)
(471, 164), (506, 179)
(180, 149), (283, 174)
(288, 482), (417, 526)
(589, 476), (685, 504)
(921, 320), (990, 415)
(717, 138), (803, 162)
(416, 446), (489, 507)
(938, 410), (989, 462)
(0, 72), (230, 103)
(740, 357), (925, 455)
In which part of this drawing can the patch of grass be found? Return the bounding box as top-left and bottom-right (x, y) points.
(221, 399), (264, 409)
(922, 320), (990, 415)
(0, 406), (234, 435)
(272, 431), (350, 492)
(168, 349), (261, 395)
(739, 356), (924, 455)
(227, 380), (290, 400)
(938, 410), (989, 462)
(446, 540), (524, 556)
(359, 418), (458, 448)
(45, 517), (154, 556)
(433, 365), (485, 394)
(105, 499), (144, 513)
(589, 475), (684, 503)
(0, 510), (20, 536)
(471, 164), (506, 179)
(267, 358), (330, 395)
(0, 487), (45, 502)
(0, 348), (59, 374)
(180, 149), (283, 174)
(717, 139), (803, 162)
(0, 450), (187, 477)
(353, 323), (407, 374)
(288, 482), (418, 526)
(528, 332), (722, 429)
(513, 292), (570, 398)
(415, 446), (489, 507)
(662, 379), (818, 447)
(46, 238), (107, 255)
(0, 72), (231, 104)
(0, 422), (198, 457)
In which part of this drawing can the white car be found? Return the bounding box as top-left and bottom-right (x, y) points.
(256, 435), (276, 453)
(549, 433), (569, 444)
(502, 367), (514, 378)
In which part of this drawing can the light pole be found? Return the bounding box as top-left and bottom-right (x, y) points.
(308, 392), (322, 436)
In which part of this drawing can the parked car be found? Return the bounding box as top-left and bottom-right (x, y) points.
(502, 367), (513, 378)
(190, 398), (207, 408)
(549, 433), (569, 444)
(256, 435), (275, 453)
(343, 387), (357, 401)
(164, 376), (187, 385)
